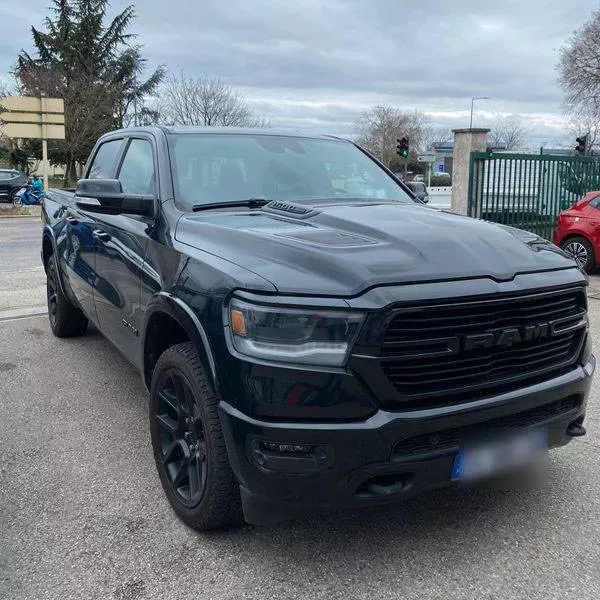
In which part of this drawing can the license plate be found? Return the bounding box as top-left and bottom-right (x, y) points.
(452, 429), (547, 482)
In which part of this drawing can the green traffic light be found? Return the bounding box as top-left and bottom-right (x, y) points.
(402, 151), (408, 157)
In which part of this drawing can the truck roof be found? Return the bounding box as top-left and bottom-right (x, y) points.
(104, 125), (349, 142)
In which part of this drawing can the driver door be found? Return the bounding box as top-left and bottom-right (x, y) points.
(91, 137), (158, 364)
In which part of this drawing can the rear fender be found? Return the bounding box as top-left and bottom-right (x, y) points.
(41, 226), (67, 297)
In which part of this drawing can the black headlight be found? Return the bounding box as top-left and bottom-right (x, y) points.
(226, 298), (365, 367)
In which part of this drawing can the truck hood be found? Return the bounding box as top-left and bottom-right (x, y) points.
(175, 201), (576, 296)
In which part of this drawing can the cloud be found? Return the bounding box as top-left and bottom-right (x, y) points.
(0, 0), (592, 144)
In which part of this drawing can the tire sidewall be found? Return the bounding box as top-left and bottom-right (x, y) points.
(46, 257), (88, 337)
(47, 260), (62, 334)
(149, 346), (221, 523)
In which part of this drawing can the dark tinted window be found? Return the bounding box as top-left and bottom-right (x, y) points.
(407, 182), (426, 194)
(589, 196), (600, 209)
(118, 139), (156, 195)
(168, 134), (415, 207)
(88, 139), (123, 179)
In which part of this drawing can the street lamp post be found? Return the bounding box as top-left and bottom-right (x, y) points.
(470, 96), (489, 129)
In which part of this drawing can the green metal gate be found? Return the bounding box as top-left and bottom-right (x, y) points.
(467, 152), (600, 239)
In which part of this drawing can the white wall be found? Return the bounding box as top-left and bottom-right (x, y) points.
(427, 186), (452, 209)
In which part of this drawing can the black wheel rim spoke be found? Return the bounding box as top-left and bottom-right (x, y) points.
(155, 412), (177, 434)
(172, 457), (190, 491)
(155, 369), (208, 507)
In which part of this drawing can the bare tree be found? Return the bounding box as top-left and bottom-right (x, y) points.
(354, 105), (427, 167)
(161, 72), (266, 127)
(558, 11), (600, 108)
(489, 115), (528, 150)
(420, 125), (452, 153)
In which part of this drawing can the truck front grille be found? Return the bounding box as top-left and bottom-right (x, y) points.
(380, 288), (587, 404)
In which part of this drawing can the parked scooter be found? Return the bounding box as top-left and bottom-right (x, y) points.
(13, 187), (45, 207)
(13, 175), (45, 208)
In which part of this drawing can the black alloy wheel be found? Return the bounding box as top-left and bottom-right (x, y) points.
(154, 369), (208, 507)
(149, 342), (243, 530)
(45, 255), (88, 337)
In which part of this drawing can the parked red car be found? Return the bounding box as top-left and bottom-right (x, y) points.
(553, 191), (600, 273)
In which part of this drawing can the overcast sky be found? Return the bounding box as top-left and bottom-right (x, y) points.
(1, 0), (597, 147)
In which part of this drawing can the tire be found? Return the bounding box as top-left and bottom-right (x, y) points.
(149, 342), (243, 531)
(13, 194), (23, 208)
(46, 255), (88, 337)
(561, 236), (595, 273)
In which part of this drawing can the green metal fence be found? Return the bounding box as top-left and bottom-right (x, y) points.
(467, 152), (600, 240)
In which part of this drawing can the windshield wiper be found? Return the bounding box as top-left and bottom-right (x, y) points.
(192, 198), (270, 212)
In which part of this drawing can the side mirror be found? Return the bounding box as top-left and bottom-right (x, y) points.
(75, 178), (155, 217)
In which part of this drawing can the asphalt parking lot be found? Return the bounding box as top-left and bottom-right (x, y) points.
(1, 216), (600, 600)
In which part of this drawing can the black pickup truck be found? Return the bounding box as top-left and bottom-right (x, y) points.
(42, 126), (594, 529)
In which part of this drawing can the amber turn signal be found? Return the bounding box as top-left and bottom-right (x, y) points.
(231, 309), (247, 336)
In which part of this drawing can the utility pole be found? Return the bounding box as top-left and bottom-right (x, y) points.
(39, 92), (48, 193)
(469, 96), (489, 129)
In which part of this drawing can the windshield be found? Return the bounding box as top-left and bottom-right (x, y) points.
(167, 133), (414, 207)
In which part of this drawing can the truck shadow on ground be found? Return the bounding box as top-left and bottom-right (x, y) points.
(180, 470), (574, 592)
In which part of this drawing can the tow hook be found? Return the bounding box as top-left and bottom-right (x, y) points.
(566, 421), (587, 437)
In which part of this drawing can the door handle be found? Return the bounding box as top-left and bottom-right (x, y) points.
(66, 216), (79, 225)
(92, 230), (111, 242)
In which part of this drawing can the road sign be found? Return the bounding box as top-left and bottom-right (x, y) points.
(418, 154), (436, 163)
(1, 96), (65, 139)
(0, 96), (65, 191)
(1, 122), (65, 139)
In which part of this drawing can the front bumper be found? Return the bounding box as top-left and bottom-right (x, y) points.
(219, 356), (595, 525)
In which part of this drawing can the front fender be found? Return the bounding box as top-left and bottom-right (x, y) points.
(141, 292), (219, 393)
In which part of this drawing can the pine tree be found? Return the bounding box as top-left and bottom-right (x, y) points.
(15, 0), (164, 182)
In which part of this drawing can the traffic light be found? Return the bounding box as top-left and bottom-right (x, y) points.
(396, 136), (409, 158)
(575, 135), (588, 155)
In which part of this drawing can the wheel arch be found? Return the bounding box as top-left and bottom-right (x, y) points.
(559, 231), (593, 245)
(141, 293), (219, 394)
(41, 226), (68, 297)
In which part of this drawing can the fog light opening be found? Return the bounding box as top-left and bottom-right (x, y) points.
(259, 441), (313, 455)
(250, 439), (334, 474)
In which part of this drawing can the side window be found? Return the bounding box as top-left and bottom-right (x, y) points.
(590, 196), (600, 209)
(118, 139), (156, 195)
(88, 139), (123, 179)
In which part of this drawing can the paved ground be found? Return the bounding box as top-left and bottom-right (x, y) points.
(1, 217), (600, 600)
(0, 216), (46, 320)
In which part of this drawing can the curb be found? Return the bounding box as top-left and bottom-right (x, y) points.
(0, 214), (41, 219)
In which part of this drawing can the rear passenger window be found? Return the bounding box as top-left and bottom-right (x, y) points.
(88, 140), (123, 179)
(118, 139), (156, 195)
(590, 196), (600, 209)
